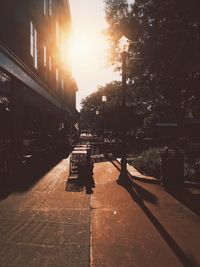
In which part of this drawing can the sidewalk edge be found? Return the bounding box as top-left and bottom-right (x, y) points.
(116, 158), (161, 185)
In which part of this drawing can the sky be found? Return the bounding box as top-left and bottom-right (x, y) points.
(69, 0), (120, 111)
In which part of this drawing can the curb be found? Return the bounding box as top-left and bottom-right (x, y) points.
(116, 158), (161, 185)
(115, 158), (200, 187)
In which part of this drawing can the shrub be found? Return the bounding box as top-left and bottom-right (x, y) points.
(131, 147), (161, 178)
(184, 159), (200, 183)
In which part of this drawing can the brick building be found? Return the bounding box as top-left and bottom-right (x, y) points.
(0, 0), (78, 157)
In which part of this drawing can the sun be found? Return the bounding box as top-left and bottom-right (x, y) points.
(60, 30), (109, 73)
(69, 33), (92, 62)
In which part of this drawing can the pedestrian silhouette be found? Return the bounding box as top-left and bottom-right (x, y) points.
(77, 157), (95, 194)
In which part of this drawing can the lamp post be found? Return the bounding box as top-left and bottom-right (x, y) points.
(95, 110), (99, 136)
(102, 95), (107, 140)
(102, 95), (107, 103)
(118, 36), (130, 183)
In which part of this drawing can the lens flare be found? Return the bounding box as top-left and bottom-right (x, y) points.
(59, 30), (109, 73)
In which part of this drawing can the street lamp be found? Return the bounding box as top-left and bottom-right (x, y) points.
(117, 35), (130, 183)
(102, 95), (107, 140)
(102, 95), (107, 103)
(95, 110), (99, 135)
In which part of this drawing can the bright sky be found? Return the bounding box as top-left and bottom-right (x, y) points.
(69, 0), (120, 111)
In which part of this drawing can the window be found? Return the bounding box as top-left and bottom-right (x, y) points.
(49, 0), (52, 16)
(56, 20), (59, 45)
(43, 45), (47, 66)
(44, 0), (47, 15)
(30, 21), (38, 69)
(55, 68), (59, 82)
(61, 78), (64, 90)
(49, 55), (52, 71)
(30, 21), (34, 56)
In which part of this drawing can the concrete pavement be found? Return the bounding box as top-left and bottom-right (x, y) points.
(0, 156), (200, 266)
(0, 158), (90, 267)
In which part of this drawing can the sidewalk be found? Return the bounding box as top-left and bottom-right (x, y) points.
(0, 157), (199, 266)
(0, 158), (90, 267)
(91, 160), (200, 267)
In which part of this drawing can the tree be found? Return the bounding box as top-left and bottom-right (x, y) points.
(80, 81), (144, 136)
(104, 0), (200, 126)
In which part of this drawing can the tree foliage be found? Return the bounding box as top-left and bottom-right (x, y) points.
(80, 81), (144, 135)
(104, 0), (200, 125)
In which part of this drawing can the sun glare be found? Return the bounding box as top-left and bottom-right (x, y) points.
(69, 34), (92, 62)
(60, 30), (109, 74)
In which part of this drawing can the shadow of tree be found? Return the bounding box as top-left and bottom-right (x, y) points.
(130, 179), (158, 205)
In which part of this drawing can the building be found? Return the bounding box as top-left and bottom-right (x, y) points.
(0, 0), (78, 158)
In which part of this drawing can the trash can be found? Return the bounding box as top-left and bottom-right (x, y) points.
(160, 148), (184, 189)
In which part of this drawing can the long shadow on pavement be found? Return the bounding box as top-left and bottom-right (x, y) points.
(0, 152), (70, 200)
(119, 178), (199, 267)
(110, 159), (158, 205)
(109, 156), (199, 267)
(110, 158), (199, 266)
(110, 159), (199, 266)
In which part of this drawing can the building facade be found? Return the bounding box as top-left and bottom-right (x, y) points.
(0, 0), (78, 157)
